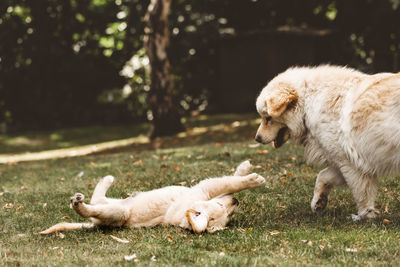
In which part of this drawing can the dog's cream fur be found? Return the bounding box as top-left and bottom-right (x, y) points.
(40, 161), (265, 235)
(255, 65), (400, 219)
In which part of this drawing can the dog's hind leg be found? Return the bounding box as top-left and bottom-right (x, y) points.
(311, 167), (346, 212)
(340, 167), (379, 219)
(91, 175), (114, 204)
(195, 173), (265, 199)
(71, 193), (129, 226)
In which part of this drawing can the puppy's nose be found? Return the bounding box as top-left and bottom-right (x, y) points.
(232, 197), (239, 206)
(255, 135), (263, 143)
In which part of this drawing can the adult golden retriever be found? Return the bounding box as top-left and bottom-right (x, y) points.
(40, 161), (265, 234)
(255, 65), (400, 219)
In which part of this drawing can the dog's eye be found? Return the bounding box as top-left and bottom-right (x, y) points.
(265, 116), (272, 123)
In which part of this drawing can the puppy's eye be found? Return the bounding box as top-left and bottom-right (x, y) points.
(265, 116), (272, 123)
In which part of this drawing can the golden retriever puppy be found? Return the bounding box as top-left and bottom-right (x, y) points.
(255, 65), (400, 219)
(40, 161), (265, 234)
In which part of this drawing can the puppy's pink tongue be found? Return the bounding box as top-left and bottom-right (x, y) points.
(273, 140), (278, 148)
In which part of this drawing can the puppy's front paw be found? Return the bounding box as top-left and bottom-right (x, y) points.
(245, 173), (266, 188)
(70, 193), (85, 208)
(234, 160), (254, 176)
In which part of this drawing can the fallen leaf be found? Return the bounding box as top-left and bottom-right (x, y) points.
(110, 235), (130, 243)
(133, 160), (143, 166)
(16, 205), (24, 211)
(166, 236), (173, 242)
(124, 254), (137, 261)
(215, 142), (224, 147)
(173, 166), (180, 171)
(248, 144), (260, 148)
(177, 181), (186, 186)
(90, 162), (96, 166)
(384, 201), (390, 214)
(219, 252), (225, 257)
(345, 248), (358, 253)
(57, 232), (65, 239)
(3, 203), (13, 209)
(87, 184), (93, 189)
(151, 255), (157, 262)
(269, 230), (281, 236)
(77, 171), (84, 178)
(383, 219), (391, 225)
(20, 186), (28, 190)
(160, 164), (168, 168)
(256, 150), (269, 154)
(64, 216), (71, 220)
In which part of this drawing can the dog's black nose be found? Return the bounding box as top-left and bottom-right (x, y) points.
(255, 135), (263, 143)
(232, 197), (239, 206)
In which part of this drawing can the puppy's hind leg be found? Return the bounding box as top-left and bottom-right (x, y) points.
(91, 175), (114, 204)
(71, 193), (130, 226)
(311, 167), (346, 212)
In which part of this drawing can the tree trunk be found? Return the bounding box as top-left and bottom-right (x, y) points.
(144, 0), (184, 139)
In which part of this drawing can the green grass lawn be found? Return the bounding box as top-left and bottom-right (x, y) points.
(1, 114), (400, 266)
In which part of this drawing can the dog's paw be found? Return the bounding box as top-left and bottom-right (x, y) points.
(234, 160), (254, 176)
(245, 173), (266, 188)
(311, 193), (328, 212)
(102, 175), (114, 186)
(70, 193), (85, 208)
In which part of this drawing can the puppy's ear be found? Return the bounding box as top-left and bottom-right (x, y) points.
(267, 84), (298, 117)
(186, 209), (208, 234)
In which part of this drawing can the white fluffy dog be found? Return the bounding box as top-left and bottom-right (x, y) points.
(40, 161), (265, 235)
(255, 65), (400, 219)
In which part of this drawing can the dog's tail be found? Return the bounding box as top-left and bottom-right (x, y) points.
(39, 222), (94, 235)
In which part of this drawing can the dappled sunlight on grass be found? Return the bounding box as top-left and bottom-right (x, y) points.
(0, 114), (260, 164)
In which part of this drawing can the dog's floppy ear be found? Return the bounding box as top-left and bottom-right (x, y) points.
(186, 209), (208, 234)
(266, 84), (298, 117)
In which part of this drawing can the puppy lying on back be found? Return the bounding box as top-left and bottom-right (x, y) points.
(40, 161), (265, 234)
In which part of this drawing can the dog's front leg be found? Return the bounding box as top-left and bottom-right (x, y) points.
(311, 167), (346, 212)
(197, 173), (265, 199)
(340, 166), (379, 219)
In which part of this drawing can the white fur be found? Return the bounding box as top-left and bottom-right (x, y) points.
(40, 161), (265, 235)
(255, 65), (400, 219)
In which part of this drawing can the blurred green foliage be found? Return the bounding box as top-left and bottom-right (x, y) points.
(1, 0), (400, 131)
